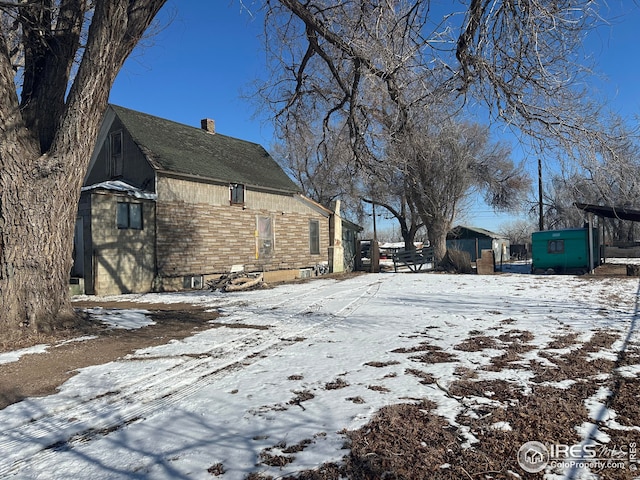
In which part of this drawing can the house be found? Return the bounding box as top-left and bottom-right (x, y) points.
(446, 225), (510, 263)
(73, 105), (359, 295)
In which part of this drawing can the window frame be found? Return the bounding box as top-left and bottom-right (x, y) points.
(109, 130), (124, 178)
(547, 239), (565, 254)
(116, 202), (143, 230)
(309, 219), (320, 255)
(256, 215), (274, 259)
(230, 183), (245, 206)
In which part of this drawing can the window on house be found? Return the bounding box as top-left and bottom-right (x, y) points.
(547, 239), (564, 254)
(230, 183), (245, 205)
(117, 202), (143, 230)
(109, 130), (123, 178)
(257, 216), (273, 258)
(309, 219), (320, 255)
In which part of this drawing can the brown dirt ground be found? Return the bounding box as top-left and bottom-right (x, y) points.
(243, 318), (640, 480)
(0, 302), (217, 410)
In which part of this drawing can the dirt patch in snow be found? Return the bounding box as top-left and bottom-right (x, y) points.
(247, 329), (639, 480)
(0, 302), (218, 410)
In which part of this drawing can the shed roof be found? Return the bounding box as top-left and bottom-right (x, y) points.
(575, 203), (640, 222)
(448, 225), (505, 240)
(110, 105), (300, 193)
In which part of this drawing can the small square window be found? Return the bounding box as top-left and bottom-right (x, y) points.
(230, 184), (245, 205)
(117, 202), (143, 230)
(547, 239), (564, 254)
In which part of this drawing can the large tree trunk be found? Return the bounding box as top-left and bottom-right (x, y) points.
(425, 219), (451, 265)
(0, 0), (166, 338)
(0, 150), (80, 332)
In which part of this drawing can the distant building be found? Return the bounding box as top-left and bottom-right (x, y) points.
(446, 225), (510, 263)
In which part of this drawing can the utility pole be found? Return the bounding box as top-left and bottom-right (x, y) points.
(371, 202), (380, 273)
(538, 158), (544, 231)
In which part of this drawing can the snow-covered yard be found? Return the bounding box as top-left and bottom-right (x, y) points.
(1, 272), (639, 479)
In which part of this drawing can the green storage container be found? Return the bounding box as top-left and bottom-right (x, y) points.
(531, 228), (599, 273)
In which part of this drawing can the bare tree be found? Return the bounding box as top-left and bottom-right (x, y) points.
(499, 219), (536, 246)
(264, 0), (608, 156)
(260, 1), (620, 261)
(0, 0), (166, 336)
(390, 114), (528, 262)
(544, 115), (640, 238)
(270, 118), (363, 216)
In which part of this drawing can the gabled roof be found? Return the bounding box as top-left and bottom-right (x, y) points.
(110, 105), (300, 193)
(448, 225), (505, 240)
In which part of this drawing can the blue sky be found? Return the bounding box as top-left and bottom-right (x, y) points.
(110, 1), (640, 233)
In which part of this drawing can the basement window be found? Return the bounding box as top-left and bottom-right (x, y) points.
(230, 183), (245, 205)
(117, 202), (143, 230)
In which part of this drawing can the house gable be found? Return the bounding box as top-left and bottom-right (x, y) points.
(85, 108), (156, 191)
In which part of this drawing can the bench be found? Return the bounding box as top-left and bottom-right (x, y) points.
(392, 246), (435, 272)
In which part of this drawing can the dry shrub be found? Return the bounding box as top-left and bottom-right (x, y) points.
(367, 385), (390, 392)
(484, 348), (530, 371)
(497, 330), (535, 344)
(405, 368), (436, 385)
(454, 335), (499, 352)
(439, 249), (473, 274)
(391, 342), (440, 354)
(347, 396), (366, 404)
(582, 330), (619, 352)
(531, 348), (615, 383)
(325, 378), (349, 390)
(392, 342), (458, 363)
(410, 350), (458, 364)
(448, 378), (521, 403)
(364, 360), (400, 368)
(547, 332), (580, 349)
(288, 390), (315, 407)
(207, 462), (225, 476)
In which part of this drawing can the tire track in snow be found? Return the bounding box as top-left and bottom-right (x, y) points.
(0, 275), (385, 477)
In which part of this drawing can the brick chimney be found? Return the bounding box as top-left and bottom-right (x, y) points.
(201, 118), (215, 134)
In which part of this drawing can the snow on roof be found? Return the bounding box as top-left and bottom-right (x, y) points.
(81, 180), (157, 200)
